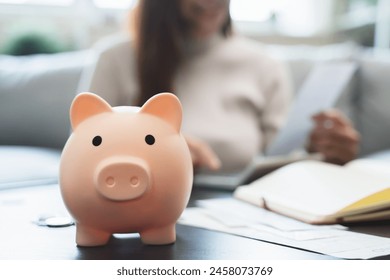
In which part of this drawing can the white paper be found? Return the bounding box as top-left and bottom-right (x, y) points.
(266, 61), (357, 156)
(179, 198), (390, 259)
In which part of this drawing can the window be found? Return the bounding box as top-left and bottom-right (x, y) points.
(92, 0), (135, 9)
(230, 0), (278, 22)
(0, 0), (135, 8)
(230, 0), (335, 36)
(0, 0), (74, 5)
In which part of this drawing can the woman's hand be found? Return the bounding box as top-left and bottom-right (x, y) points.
(184, 135), (221, 171)
(307, 109), (360, 165)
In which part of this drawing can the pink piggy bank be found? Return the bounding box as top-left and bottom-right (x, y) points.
(59, 92), (193, 246)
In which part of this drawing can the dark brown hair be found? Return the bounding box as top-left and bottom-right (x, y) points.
(134, 0), (232, 105)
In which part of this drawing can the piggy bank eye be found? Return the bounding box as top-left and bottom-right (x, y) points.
(92, 136), (102, 146)
(145, 134), (155, 145)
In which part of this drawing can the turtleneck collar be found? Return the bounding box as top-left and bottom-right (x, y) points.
(182, 33), (225, 57)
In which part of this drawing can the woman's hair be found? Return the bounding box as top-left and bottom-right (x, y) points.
(133, 0), (232, 105)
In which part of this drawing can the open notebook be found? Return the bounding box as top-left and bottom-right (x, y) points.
(194, 61), (358, 189)
(234, 159), (390, 224)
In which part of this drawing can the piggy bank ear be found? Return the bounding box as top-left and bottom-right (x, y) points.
(70, 92), (112, 130)
(140, 93), (182, 132)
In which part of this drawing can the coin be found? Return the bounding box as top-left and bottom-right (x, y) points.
(44, 216), (74, 227)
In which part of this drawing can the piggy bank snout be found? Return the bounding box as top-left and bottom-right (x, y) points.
(94, 157), (151, 201)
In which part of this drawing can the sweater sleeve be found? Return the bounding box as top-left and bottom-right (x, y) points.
(260, 59), (293, 150)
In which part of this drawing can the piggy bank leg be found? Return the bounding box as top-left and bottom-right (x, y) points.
(140, 224), (176, 245)
(76, 223), (111, 247)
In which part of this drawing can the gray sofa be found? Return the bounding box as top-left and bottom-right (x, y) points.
(0, 50), (91, 188)
(1, 43), (390, 188)
(0, 50), (91, 149)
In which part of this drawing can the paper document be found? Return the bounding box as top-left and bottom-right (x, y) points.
(266, 61), (358, 156)
(179, 198), (390, 259)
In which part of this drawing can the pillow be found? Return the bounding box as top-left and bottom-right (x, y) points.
(0, 51), (91, 149)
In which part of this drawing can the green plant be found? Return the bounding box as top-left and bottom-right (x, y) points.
(1, 30), (68, 56)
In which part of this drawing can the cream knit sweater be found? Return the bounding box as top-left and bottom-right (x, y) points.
(81, 34), (292, 172)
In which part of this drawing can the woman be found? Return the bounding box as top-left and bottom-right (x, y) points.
(82, 0), (359, 172)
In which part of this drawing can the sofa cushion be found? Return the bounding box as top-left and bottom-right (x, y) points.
(267, 43), (361, 126)
(354, 51), (390, 156)
(0, 51), (90, 149)
(266, 42), (361, 93)
(0, 146), (60, 190)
